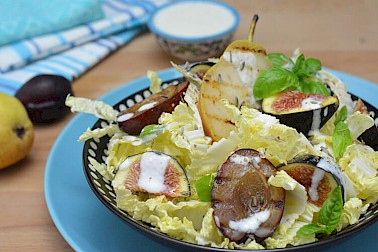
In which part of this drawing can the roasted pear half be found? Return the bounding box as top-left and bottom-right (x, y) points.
(279, 155), (346, 206)
(211, 149), (285, 242)
(262, 91), (339, 136)
(199, 15), (272, 141)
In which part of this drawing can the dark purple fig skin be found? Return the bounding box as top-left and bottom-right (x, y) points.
(15, 74), (73, 123)
(117, 81), (189, 135)
(359, 125), (378, 151)
(211, 149), (285, 242)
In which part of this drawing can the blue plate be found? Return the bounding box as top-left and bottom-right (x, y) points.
(45, 68), (378, 252)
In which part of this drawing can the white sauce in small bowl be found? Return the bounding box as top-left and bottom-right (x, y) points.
(149, 1), (239, 41)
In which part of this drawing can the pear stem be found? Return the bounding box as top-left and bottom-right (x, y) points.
(248, 14), (259, 42)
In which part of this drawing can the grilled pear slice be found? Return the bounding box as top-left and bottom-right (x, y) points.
(199, 15), (272, 141)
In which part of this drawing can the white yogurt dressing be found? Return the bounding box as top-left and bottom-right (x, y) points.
(230, 154), (261, 167)
(117, 112), (134, 122)
(228, 209), (271, 233)
(251, 156), (261, 169)
(137, 152), (171, 193)
(230, 154), (250, 165)
(254, 112), (279, 128)
(137, 102), (158, 112)
(119, 158), (131, 171)
(153, 2), (236, 38)
(309, 109), (321, 135)
(301, 97), (323, 110)
(308, 168), (325, 201)
(316, 158), (346, 200)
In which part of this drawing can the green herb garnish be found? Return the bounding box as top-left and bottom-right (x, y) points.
(139, 124), (165, 139)
(332, 106), (352, 159)
(268, 53), (294, 70)
(254, 67), (299, 100)
(254, 53), (328, 100)
(194, 174), (215, 202)
(297, 186), (343, 237)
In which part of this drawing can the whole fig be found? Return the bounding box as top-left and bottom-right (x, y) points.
(15, 74), (74, 123)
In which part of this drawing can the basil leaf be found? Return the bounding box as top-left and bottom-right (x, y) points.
(297, 187), (343, 237)
(332, 121), (352, 158)
(194, 174), (215, 202)
(334, 106), (348, 125)
(304, 58), (322, 75)
(254, 67), (299, 100)
(268, 53), (294, 70)
(292, 54), (305, 75)
(318, 186), (343, 234)
(299, 79), (331, 96)
(297, 223), (328, 237)
(140, 124), (165, 139)
(292, 54), (322, 79)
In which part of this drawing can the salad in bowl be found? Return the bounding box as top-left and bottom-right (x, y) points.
(66, 16), (378, 250)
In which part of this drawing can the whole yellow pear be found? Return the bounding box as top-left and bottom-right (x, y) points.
(0, 92), (34, 169)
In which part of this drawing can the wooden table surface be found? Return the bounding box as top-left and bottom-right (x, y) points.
(1, 0), (377, 251)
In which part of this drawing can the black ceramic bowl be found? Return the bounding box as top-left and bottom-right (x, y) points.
(82, 77), (378, 251)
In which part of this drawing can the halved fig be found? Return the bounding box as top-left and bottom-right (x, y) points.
(279, 155), (346, 206)
(117, 81), (189, 135)
(112, 151), (190, 197)
(211, 149), (285, 242)
(359, 125), (378, 151)
(354, 98), (378, 151)
(188, 61), (215, 80)
(262, 91), (339, 136)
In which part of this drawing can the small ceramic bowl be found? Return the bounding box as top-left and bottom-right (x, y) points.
(147, 0), (240, 62)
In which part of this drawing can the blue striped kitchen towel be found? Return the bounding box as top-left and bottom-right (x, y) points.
(0, 0), (104, 47)
(0, 0), (170, 95)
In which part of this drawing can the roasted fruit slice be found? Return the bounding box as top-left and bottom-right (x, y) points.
(211, 149), (285, 242)
(117, 81), (189, 135)
(262, 91), (339, 136)
(354, 98), (378, 151)
(112, 151), (190, 197)
(199, 16), (272, 141)
(279, 155), (345, 207)
(189, 61), (215, 80)
(359, 125), (378, 151)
